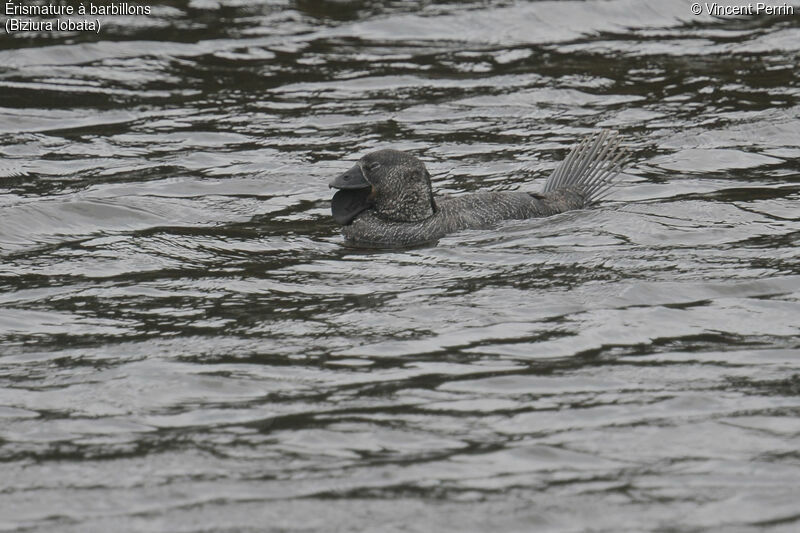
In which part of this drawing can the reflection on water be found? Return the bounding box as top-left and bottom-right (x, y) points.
(1, 1), (799, 531)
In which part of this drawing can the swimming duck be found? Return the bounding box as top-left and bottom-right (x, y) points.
(329, 130), (629, 248)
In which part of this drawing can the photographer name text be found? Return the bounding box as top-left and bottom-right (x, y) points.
(693, 2), (795, 15)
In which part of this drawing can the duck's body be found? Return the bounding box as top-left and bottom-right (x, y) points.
(329, 130), (628, 249)
(342, 190), (582, 248)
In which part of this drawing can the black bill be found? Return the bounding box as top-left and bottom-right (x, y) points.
(331, 187), (372, 225)
(329, 164), (369, 189)
(330, 163), (372, 225)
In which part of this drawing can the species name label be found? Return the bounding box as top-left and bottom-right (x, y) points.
(3, 2), (152, 34)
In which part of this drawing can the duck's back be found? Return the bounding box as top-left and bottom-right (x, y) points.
(436, 192), (553, 231)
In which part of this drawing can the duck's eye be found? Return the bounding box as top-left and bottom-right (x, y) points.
(367, 161), (381, 173)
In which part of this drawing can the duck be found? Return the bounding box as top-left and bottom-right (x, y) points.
(329, 130), (629, 248)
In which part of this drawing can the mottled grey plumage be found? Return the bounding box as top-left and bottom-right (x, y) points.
(330, 130), (629, 249)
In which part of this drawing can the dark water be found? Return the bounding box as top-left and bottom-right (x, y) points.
(2, 1), (800, 531)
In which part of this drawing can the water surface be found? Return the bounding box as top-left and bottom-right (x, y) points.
(1, 1), (799, 531)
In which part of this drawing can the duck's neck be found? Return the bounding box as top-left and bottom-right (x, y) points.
(373, 190), (438, 223)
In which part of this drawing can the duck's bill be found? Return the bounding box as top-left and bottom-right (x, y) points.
(331, 188), (372, 225)
(329, 164), (369, 189)
(330, 163), (372, 224)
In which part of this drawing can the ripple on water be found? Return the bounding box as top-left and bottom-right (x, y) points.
(2, 0), (800, 531)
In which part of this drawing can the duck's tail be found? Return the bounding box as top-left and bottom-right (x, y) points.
(542, 130), (629, 207)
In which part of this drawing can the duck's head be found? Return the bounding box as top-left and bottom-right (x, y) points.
(329, 149), (437, 225)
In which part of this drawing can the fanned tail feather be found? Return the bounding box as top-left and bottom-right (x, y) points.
(543, 130), (629, 206)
